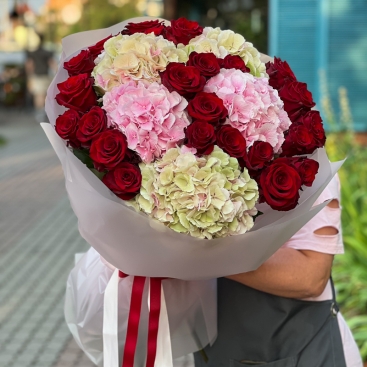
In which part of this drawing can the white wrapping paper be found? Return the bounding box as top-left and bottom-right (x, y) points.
(42, 122), (341, 280)
(65, 248), (217, 365)
(44, 17), (343, 279)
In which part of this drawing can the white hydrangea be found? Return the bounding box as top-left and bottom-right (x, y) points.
(180, 27), (266, 77)
(93, 33), (188, 92)
(134, 146), (259, 239)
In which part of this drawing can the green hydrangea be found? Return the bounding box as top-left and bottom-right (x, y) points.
(134, 146), (259, 239)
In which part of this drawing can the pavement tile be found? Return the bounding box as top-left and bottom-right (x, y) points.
(0, 112), (90, 367)
(51, 363), (69, 367)
(5, 341), (25, 351)
(13, 353), (40, 365)
(36, 353), (59, 363)
(0, 354), (14, 365)
(58, 352), (80, 363)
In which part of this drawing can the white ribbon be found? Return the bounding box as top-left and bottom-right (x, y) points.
(103, 272), (174, 367)
(148, 283), (173, 367)
(103, 268), (120, 367)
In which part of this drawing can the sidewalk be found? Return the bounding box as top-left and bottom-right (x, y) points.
(0, 109), (94, 367)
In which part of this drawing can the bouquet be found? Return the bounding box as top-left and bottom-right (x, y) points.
(43, 16), (342, 367)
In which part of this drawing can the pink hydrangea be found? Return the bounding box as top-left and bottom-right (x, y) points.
(103, 81), (190, 163)
(204, 69), (291, 152)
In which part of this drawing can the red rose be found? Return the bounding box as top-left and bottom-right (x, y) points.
(88, 35), (112, 60)
(187, 92), (228, 124)
(124, 149), (142, 165)
(278, 81), (315, 121)
(290, 158), (319, 187)
(102, 163), (142, 200)
(266, 57), (297, 90)
(187, 52), (220, 78)
(121, 19), (165, 36)
(281, 125), (316, 156)
(160, 63), (206, 99)
(216, 125), (246, 158)
(260, 157), (302, 211)
(64, 50), (95, 77)
(245, 141), (274, 170)
(163, 18), (203, 45)
(76, 106), (108, 147)
(55, 109), (81, 147)
(185, 121), (216, 155)
(218, 55), (250, 73)
(298, 110), (326, 148)
(90, 129), (127, 171)
(55, 74), (97, 112)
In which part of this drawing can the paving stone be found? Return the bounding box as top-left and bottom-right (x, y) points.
(58, 352), (80, 363)
(50, 363), (69, 367)
(74, 363), (96, 367)
(0, 354), (14, 365)
(36, 353), (59, 364)
(14, 353), (40, 364)
(31, 361), (58, 367)
(0, 111), (90, 367)
(11, 333), (30, 342)
(5, 341), (25, 351)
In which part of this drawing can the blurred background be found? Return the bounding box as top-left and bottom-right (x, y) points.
(0, 1), (366, 366)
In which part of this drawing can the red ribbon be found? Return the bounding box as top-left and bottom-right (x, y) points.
(146, 278), (162, 367)
(118, 271), (164, 367)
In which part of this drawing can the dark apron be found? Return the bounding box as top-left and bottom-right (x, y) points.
(194, 277), (346, 367)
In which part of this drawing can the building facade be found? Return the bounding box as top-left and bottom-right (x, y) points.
(269, 0), (367, 131)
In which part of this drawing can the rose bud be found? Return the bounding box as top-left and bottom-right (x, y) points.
(55, 73), (97, 112)
(297, 110), (326, 148)
(160, 63), (206, 99)
(163, 18), (203, 45)
(121, 19), (165, 36)
(90, 129), (127, 171)
(246, 141), (274, 170)
(216, 125), (247, 158)
(88, 35), (112, 60)
(259, 157), (302, 211)
(278, 81), (315, 122)
(266, 57), (297, 90)
(290, 157), (319, 187)
(185, 121), (216, 155)
(187, 92), (228, 125)
(218, 55), (250, 73)
(55, 109), (81, 148)
(281, 124), (316, 156)
(76, 106), (108, 148)
(124, 148), (142, 165)
(187, 52), (220, 78)
(64, 50), (95, 77)
(102, 163), (142, 200)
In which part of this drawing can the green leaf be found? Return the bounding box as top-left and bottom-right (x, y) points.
(73, 148), (94, 169)
(90, 168), (106, 180)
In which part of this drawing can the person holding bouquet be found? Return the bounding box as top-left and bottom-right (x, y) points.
(42, 16), (362, 367)
(193, 174), (363, 367)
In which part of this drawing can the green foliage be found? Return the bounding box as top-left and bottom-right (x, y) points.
(324, 88), (367, 361)
(0, 135), (7, 146)
(73, 148), (94, 168)
(65, 0), (139, 36)
(73, 148), (106, 180)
